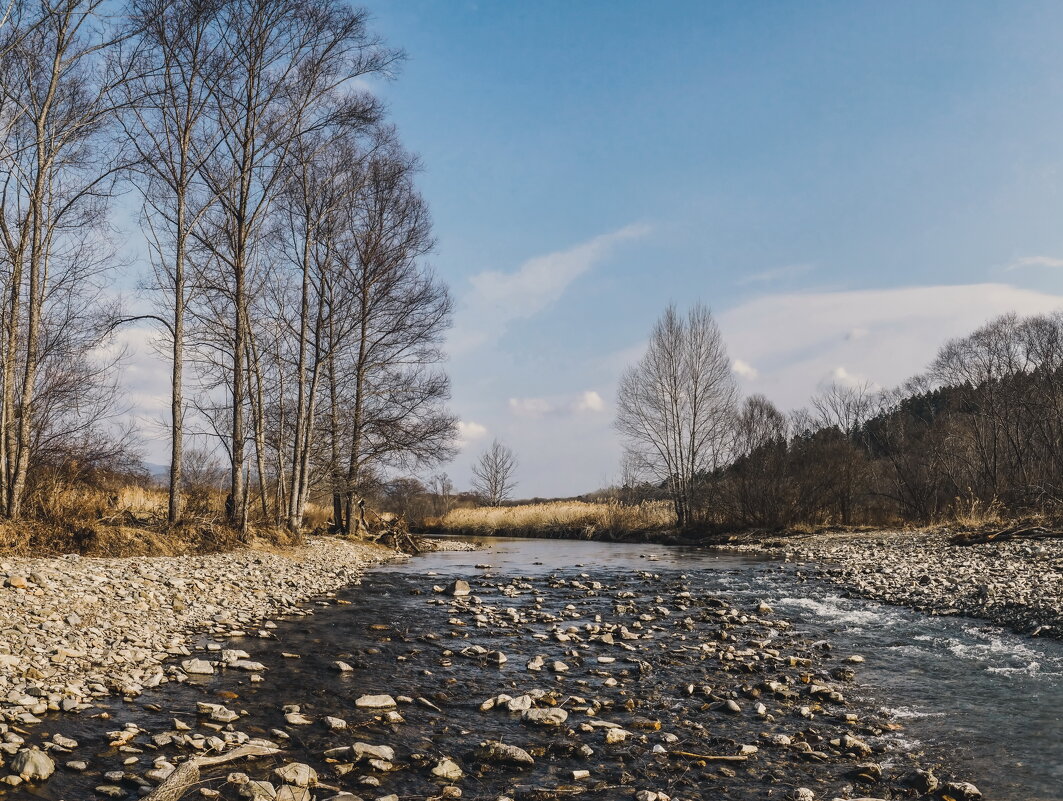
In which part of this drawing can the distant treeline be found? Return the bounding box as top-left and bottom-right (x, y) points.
(617, 309), (1063, 531)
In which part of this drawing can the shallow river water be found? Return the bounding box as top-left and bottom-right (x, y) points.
(11, 537), (1063, 801)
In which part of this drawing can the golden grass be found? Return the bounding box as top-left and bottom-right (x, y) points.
(435, 500), (676, 538)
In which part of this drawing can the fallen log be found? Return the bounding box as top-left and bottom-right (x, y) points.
(143, 744), (281, 801)
(950, 525), (1063, 545)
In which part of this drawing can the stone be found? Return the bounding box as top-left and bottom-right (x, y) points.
(181, 659), (215, 675)
(446, 580), (471, 596)
(239, 780), (277, 800)
(11, 748), (55, 781)
(944, 782), (982, 800)
(522, 708), (568, 727)
(355, 694), (396, 709)
(273, 763), (317, 787)
(431, 757), (463, 781)
(475, 741), (534, 766)
(352, 742), (396, 762)
(276, 787), (311, 801)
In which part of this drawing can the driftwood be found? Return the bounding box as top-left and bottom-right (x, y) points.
(669, 750), (749, 762)
(950, 525), (1063, 545)
(143, 744), (280, 801)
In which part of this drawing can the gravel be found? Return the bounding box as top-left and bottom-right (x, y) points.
(749, 529), (1063, 637)
(0, 536), (403, 721)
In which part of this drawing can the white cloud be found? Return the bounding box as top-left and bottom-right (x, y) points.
(825, 366), (874, 390)
(449, 223), (651, 352)
(732, 359), (758, 379)
(718, 282), (1063, 412)
(574, 390), (605, 413)
(508, 397), (554, 418)
(1005, 255), (1063, 271)
(508, 390), (606, 419)
(456, 420), (488, 448)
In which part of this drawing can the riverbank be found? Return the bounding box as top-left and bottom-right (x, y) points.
(0, 536), (469, 725)
(727, 529), (1063, 639)
(3, 542), (994, 801)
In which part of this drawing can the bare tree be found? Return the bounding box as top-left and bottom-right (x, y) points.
(120, 0), (230, 524)
(189, 0), (397, 530)
(0, 0), (129, 519)
(615, 303), (738, 528)
(428, 471), (454, 516)
(472, 439), (517, 507)
(321, 143), (455, 534)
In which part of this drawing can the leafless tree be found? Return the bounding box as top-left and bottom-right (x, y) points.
(472, 438), (517, 507)
(119, 0), (231, 524)
(320, 143), (456, 534)
(615, 303), (738, 528)
(428, 471), (454, 516)
(188, 0), (398, 530)
(0, 0), (130, 519)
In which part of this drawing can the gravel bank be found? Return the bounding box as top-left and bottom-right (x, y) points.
(747, 530), (1063, 638)
(0, 537), (411, 724)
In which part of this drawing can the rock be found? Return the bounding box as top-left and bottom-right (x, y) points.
(431, 757), (463, 781)
(276, 787), (311, 801)
(944, 782), (982, 800)
(905, 768), (938, 793)
(475, 741), (535, 766)
(239, 780), (277, 799)
(11, 748), (55, 781)
(604, 728), (631, 744)
(355, 694), (396, 709)
(446, 580), (471, 597)
(352, 743), (396, 762)
(792, 790), (814, 801)
(273, 763), (317, 787)
(522, 707), (568, 727)
(334, 661), (355, 672)
(95, 785), (125, 798)
(181, 658), (215, 675)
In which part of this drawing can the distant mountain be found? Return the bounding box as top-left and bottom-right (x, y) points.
(143, 462), (170, 481)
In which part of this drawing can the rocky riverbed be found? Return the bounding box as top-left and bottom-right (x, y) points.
(742, 530), (1063, 639)
(0, 537), (420, 727)
(0, 551), (990, 801)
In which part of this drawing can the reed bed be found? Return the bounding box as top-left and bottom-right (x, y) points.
(436, 500), (675, 538)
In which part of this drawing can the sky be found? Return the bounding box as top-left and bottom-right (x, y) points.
(116, 0), (1063, 497)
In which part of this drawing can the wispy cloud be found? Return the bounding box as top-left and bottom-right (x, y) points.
(449, 223), (651, 353)
(718, 282), (1063, 412)
(736, 263), (813, 286)
(508, 390), (607, 419)
(1005, 255), (1063, 271)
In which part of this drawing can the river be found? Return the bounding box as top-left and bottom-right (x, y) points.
(14, 536), (1063, 801)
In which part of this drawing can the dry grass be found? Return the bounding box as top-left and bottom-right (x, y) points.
(433, 500), (676, 538)
(951, 494), (1006, 528)
(0, 480), (304, 557)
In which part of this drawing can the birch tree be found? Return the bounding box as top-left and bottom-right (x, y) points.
(0, 0), (128, 519)
(190, 0), (396, 529)
(615, 303), (738, 528)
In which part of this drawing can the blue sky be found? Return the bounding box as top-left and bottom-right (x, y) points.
(119, 1), (1063, 496)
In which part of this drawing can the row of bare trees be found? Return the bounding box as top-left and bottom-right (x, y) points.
(0, 0), (455, 531)
(617, 305), (1063, 530)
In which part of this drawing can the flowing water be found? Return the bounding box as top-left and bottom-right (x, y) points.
(12, 537), (1063, 800)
